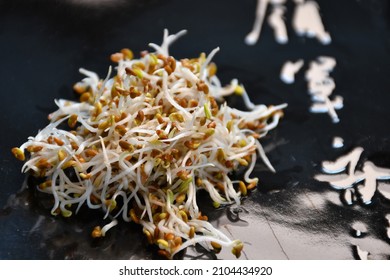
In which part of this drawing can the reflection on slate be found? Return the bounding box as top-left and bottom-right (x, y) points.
(1, 0), (390, 259)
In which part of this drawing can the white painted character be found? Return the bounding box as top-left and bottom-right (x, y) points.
(306, 56), (336, 80)
(246, 0), (288, 45)
(317, 56), (336, 71)
(305, 57), (336, 96)
(315, 147), (390, 204)
(305, 57), (342, 123)
(292, 0), (331, 44)
(245, 0), (270, 45)
(309, 96), (343, 123)
(268, 5), (288, 44)
(280, 59), (304, 84)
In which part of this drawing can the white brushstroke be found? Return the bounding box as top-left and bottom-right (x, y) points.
(268, 5), (288, 44)
(292, 0), (331, 44)
(280, 59), (304, 84)
(332, 137), (344, 149)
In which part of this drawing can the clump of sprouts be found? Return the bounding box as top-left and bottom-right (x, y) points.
(12, 30), (286, 259)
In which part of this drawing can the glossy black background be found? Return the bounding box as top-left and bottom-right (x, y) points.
(1, 0), (390, 259)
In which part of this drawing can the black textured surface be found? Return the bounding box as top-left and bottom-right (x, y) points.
(1, 0), (390, 259)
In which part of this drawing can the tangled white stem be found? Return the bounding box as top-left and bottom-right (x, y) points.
(12, 29), (286, 259)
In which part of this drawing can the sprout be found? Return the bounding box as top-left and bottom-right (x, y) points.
(12, 29), (286, 259)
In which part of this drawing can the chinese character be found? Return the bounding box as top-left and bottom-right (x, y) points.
(306, 56), (343, 123)
(315, 147), (390, 205)
(292, 0), (331, 45)
(280, 56), (343, 123)
(246, 0), (331, 45)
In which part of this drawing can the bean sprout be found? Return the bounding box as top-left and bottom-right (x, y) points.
(11, 29), (286, 259)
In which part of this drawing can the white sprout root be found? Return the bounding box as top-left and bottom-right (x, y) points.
(12, 29), (286, 259)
